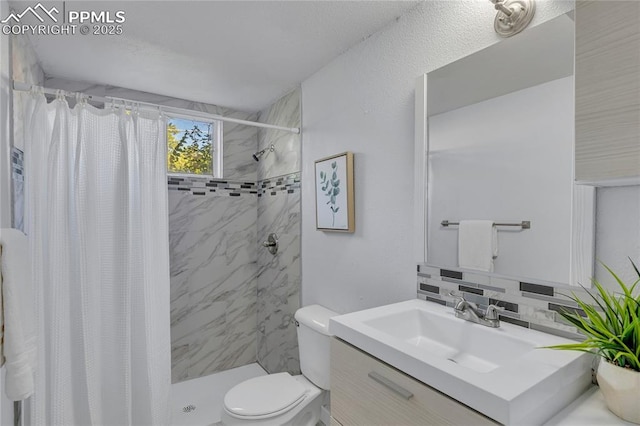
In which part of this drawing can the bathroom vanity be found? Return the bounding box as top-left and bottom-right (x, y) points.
(330, 337), (496, 425)
(328, 300), (592, 426)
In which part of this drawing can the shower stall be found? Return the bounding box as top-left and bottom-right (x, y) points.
(6, 29), (302, 425)
(168, 88), (302, 383)
(167, 89), (303, 424)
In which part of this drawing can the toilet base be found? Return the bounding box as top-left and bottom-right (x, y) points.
(220, 375), (324, 426)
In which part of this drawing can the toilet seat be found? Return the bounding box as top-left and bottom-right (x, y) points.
(223, 373), (308, 420)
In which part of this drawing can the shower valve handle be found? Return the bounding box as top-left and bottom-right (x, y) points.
(262, 233), (279, 255)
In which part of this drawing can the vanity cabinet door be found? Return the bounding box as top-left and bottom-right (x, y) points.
(575, 0), (640, 184)
(329, 417), (343, 426)
(330, 338), (497, 426)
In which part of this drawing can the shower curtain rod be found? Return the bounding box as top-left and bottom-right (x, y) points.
(12, 81), (301, 134)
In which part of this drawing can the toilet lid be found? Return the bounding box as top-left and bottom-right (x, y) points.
(223, 373), (307, 418)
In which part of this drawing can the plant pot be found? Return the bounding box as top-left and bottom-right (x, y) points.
(597, 359), (640, 424)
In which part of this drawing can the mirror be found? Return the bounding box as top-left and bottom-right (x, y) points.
(420, 12), (594, 287)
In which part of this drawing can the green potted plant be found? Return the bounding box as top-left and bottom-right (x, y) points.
(547, 259), (640, 424)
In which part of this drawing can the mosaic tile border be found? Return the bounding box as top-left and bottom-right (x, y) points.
(258, 173), (300, 197)
(416, 264), (605, 341)
(167, 176), (258, 196)
(11, 148), (24, 177)
(167, 172), (300, 197)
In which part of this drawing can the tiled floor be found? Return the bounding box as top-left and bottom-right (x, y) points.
(171, 363), (267, 426)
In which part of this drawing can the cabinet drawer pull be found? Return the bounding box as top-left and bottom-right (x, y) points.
(367, 371), (414, 400)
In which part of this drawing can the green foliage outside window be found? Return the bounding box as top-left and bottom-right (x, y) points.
(167, 118), (214, 175)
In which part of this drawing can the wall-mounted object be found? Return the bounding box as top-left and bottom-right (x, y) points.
(262, 233), (279, 255)
(490, 0), (536, 38)
(441, 220), (531, 229)
(414, 12), (596, 287)
(253, 144), (275, 162)
(575, 0), (640, 185)
(314, 152), (355, 233)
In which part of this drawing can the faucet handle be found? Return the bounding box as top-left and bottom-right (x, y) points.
(448, 290), (464, 301)
(485, 304), (505, 320)
(448, 290), (465, 306)
(449, 291), (478, 311)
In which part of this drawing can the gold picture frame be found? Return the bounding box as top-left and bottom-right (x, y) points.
(314, 152), (355, 232)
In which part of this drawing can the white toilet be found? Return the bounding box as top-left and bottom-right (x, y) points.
(220, 305), (338, 426)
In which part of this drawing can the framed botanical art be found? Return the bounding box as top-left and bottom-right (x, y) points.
(314, 152), (355, 232)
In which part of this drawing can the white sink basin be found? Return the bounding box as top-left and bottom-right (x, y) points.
(330, 299), (592, 425)
(362, 307), (536, 373)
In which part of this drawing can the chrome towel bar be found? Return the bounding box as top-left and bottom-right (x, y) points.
(441, 220), (531, 229)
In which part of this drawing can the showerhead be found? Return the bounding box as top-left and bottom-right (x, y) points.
(252, 144), (275, 162)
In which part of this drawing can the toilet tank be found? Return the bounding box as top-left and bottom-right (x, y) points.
(295, 304), (338, 390)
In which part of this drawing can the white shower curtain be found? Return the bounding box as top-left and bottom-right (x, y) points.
(22, 93), (171, 425)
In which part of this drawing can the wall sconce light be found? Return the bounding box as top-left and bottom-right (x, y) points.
(490, 0), (536, 37)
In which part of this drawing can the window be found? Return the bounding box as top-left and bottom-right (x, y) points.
(167, 115), (222, 177)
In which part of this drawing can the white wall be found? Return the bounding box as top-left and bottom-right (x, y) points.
(595, 185), (640, 287)
(300, 1), (574, 314)
(428, 77), (573, 283)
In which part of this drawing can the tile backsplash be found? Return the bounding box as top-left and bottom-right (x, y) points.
(416, 264), (599, 341)
(11, 148), (24, 231)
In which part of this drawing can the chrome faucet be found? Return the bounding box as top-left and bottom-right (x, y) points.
(449, 291), (503, 328)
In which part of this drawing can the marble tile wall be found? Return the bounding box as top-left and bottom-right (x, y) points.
(256, 174), (301, 374)
(257, 88), (301, 180)
(11, 34), (44, 87)
(256, 89), (302, 374)
(169, 182), (257, 383)
(11, 34), (44, 229)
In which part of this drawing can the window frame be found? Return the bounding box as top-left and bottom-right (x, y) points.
(166, 113), (223, 179)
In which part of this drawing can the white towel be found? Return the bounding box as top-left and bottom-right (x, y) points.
(458, 220), (498, 272)
(0, 228), (36, 401)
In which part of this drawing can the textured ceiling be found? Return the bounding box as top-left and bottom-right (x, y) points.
(18, 1), (421, 111)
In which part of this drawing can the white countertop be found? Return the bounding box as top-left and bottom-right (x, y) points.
(545, 386), (636, 425)
(329, 300), (592, 425)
